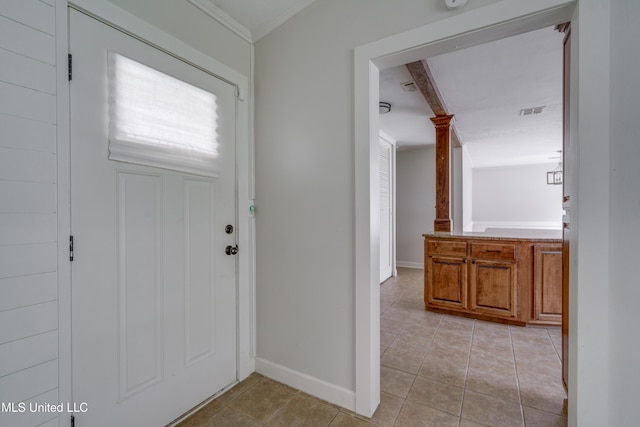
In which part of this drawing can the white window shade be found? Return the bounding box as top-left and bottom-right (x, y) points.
(108, 52), (221, 177)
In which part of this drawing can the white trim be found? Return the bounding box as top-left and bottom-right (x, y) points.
(255, 358), (356, 411)
(354, 0), (575, 418)
(252, 0), (318, 41)
(56, 1), (72, 424)
(471, 221), (563, 232)
(65, 0), (255, 389)
(396, 261), (423, 270)
(186, 0), (252, 43)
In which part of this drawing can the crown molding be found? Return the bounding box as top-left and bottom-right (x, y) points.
(252, 0), (318, 41)
(187, 0), (253, 43)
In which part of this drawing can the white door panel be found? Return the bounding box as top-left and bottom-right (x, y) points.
(70, 10), (237, 426)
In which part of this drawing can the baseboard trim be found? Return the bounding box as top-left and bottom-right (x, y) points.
(255, 358), (355, 411)
(396, 261), (423, 269)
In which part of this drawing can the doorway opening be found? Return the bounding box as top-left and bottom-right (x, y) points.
(353, 1), (575, 418)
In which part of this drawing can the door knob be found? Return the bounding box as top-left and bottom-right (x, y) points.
(225, 245), (239, 255)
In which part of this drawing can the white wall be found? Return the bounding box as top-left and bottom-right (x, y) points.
(452, 146), (463, 233)
(471, 163), (563, 231)
(0, 2), (61, 426)
(462, 145), (474, 231)
(254, 0), (501, 407)
(396, 147), (435, 267)
(609, 1), (640, 424)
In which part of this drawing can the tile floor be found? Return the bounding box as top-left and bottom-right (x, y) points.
(176, 267), (567, 427)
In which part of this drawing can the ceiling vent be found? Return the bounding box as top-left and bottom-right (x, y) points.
(400, 81), (418, 92)
(520, 105), (547, 116)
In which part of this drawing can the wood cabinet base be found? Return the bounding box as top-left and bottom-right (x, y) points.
(424, 234), (562, 326)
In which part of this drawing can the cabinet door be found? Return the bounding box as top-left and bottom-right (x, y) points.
(469, 260), (517, 318)
(532, 245), (563, 325)
(425, 256), (467, 310)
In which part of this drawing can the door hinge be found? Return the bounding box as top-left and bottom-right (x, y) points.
(69, 235), (74, 262)
(68, 54), (72, 81)
(71, 414), (75, 427)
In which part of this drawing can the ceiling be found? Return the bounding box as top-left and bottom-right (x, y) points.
(194, 1), (564, 169)
(188, 0), (319, 41)
(380, 26), (565, 168)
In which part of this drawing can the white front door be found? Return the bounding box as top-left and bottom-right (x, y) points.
(70, 10), (237, 426)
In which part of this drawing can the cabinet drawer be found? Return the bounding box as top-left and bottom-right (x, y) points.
(427, 240), (467, 257)
(470, 242), (516, 261)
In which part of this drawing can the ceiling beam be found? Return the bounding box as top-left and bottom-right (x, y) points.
(405, 60), (462, 148)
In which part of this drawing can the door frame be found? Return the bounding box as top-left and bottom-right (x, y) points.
(353, 0), (576, 418)
(57, 0), (254, 419)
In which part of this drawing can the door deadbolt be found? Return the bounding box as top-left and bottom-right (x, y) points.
(225, 225), (234, 234)
(225, 245), (239, 255)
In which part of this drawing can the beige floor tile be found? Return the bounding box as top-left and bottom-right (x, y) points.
(354, 392), (402, 427)
(425, 345), (470, 366)
(461, 390), (524, 427)
(380, 366), (416, 398)
(329, 412), (376, 427)
(468, 348), (515, 369)
(465, 365), (520, 403)
(467, 352), (516, 375)
(395, 298), (426, 311)
(392, 332), (433, 353)
(522, 405), (568, 427)
(214, 374), (263, 406)
(419, 354), (468, 387)
(265, 395), (338, 427)
(205, 406), (261, 427)
(175, 400), (225, 427)
(430, 336), (472, 354)
(382, 306), (410, 322)
(459, 418), (489, 427)
(517, 368), (566, 415)
(381, 345), (425, 375)
(228, 379), (297, 422)
(380, 317), (404, 334)
(514, 353), (562, 379)
(380, 331), (397, 354)
(394, 401), (460, 427)
(406, 376), (464, 416)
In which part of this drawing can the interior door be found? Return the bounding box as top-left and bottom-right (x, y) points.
(70, 10), (237, 426)
(379, 135), (394, 282)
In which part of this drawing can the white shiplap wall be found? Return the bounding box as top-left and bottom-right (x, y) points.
(0, 1), (60, 426)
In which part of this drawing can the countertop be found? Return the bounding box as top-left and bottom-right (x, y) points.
(422, 228), (562, 242)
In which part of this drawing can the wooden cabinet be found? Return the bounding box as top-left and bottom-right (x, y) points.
(469, 242), (518, 318)
(470, 259), (517, 318)
(530, 244), (563, 325)
(424, 240), (468, 310)
(424, 234), (562, 326)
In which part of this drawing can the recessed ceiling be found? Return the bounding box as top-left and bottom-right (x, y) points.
(380, 26), (565, 168)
